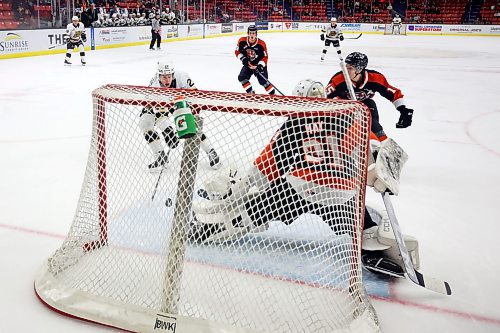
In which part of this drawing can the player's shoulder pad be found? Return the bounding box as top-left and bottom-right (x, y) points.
(365, 69), (388, 84)
(237, 36), (246, 44)
(257, 39), (267, 48)
(330, 70), (345, 85)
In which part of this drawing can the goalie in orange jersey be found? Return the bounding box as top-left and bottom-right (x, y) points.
(190, 79), (420, 278)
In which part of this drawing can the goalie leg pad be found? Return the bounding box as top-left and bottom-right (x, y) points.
(363, 205), (420, 270)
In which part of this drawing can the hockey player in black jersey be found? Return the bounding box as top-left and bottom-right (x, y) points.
(234, 25), (276, 94)
(326, 52), (414, 142)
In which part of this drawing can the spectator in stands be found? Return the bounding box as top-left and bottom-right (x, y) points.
(87, 3), (100, 26)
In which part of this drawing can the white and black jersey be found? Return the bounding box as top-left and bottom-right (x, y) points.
(321, 24), (343, 41)
(150, 70), (196, 89)
(392, 17), (402, 26)
(66, 22), (86, 45)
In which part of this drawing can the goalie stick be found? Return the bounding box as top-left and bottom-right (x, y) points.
(382, 193), (451, 295)
(339, 60), (452, 295)
(344, 33), (363, 40)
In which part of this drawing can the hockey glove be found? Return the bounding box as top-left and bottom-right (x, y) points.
(396, 106), (413, 128)
(82, 32), (87, 43)
(256, 64), (265, 73)
(320, 34), (325, 41)
(241, 56), (249, 67)
(339, 34), (344, 41)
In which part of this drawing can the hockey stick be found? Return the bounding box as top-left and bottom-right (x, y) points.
(339, 60), (452, 295)
(49, 43), (67, 49)
(254, 70), (285, 96)
(344, 33), (363, 40)
(151, 168), (164, 201)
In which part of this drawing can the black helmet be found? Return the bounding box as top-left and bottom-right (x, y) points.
(247, 25), (257, 34)
(345, 52), (368, 72)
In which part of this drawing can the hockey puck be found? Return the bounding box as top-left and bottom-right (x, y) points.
(165, 198), (172, 207)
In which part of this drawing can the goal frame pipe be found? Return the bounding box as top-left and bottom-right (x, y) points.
(162, 116), (203, 314)
(84, 97), (109, 252)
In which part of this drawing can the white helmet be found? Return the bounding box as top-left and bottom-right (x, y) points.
(330, 17), (337, 23)
(293, 79), (326, 98)
(72, 15), (79, 21)
(157, 60), (175, 76)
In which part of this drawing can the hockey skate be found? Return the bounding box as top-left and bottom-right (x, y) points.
(64, 60), (71, 66)
(361, 250), (405, 278)
(208, 149), (221, 169)
(148, 151), (169, 171)
(81, 60), (86, 66)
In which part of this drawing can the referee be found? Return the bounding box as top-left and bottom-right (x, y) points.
(149, 12), (161, 50)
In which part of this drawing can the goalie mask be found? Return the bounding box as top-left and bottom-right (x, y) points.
(292, 79), (326, 98)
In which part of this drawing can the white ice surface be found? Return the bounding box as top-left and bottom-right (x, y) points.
(1, 32), (500, 332)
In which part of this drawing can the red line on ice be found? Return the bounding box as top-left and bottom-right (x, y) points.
(3, 222), (500, 326)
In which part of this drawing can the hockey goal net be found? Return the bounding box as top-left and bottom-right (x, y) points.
(384, 23), (407, 35)
(34, 84), (380, 333)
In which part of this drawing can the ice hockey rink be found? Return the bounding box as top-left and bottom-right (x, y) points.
(1, 31), (500, 332)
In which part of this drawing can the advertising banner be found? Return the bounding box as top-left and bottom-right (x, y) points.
(268, 22), (283, 31)
(206, 24), (222, 36)
(186, 24), (203, 37)
(165, 25), (178, 39)
(222, 23), (233, 33)
(255, 21), (268, 31)
(283, 22), (299, 30)
(407, 24), (443, 34)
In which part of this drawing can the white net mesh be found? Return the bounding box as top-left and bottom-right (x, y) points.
(35, 84), (380, 333)
(384, 23), (407, 35)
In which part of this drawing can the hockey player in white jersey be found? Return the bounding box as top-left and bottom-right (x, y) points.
(138, 60), (221, 171)
(64, 16), (86, 66)
(320, 17), (344, 62)
(391, 15), (403, 35)
(189, 79), (420, 278)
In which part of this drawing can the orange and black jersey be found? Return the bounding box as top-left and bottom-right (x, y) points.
(254, 115), (365, 190)
(326, 69), (406, 108)
(235, 37), (269, 67)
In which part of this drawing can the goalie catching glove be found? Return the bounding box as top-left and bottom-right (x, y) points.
(190, 166), (271, 244)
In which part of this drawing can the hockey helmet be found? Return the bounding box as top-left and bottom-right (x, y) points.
(330, 17), (337, 23)
(157, 60), (175, 76)
(292, 79), (326, 98)
(345, 52), (368, 73)
(72, 15), (79, 22)
(247, 25), (258, 34)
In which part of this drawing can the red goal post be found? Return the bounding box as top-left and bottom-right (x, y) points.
(34, 84), (380, 333)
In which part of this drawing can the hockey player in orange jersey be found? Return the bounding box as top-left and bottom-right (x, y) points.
(326, 52), (414, 142)
(190, 80), (420, 278)
(235, 25), (276, 95)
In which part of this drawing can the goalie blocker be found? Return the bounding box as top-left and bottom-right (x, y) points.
(190, 79), (420, 278)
